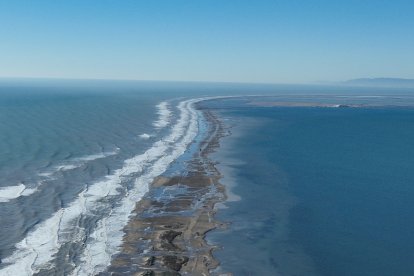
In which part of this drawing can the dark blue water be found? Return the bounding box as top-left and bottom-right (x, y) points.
(209, 100), (414, 275)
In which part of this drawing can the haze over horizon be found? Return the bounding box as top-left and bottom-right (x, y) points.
(1, 0), (413, 84)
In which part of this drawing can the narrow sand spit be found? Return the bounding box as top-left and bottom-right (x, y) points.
(106, 109), (229, 275)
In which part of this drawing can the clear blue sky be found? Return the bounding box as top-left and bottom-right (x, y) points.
(0, 0), (413, 83)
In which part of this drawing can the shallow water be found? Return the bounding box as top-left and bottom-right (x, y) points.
(208, 97), (414, 275)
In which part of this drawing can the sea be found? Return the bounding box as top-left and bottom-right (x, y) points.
(0, 79), (414, 275)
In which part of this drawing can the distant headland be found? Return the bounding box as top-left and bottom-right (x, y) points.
(343, 78), (414, 88)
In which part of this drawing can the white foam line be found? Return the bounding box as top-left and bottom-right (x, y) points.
(138, 133), (152, 139)
(73, 99), (200, 275)
(153, 101), (172, 129)
(0, 98), (204, 275)
(0, 184), (38, 203)
(73, 149), (120, 163)
(55, 150), (120, 172)
(0, 150), (121, 205)
(37, 150), (121, 177)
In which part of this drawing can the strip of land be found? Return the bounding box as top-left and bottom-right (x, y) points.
(105, 109), (228, 275)
(249, 101), (355, 108)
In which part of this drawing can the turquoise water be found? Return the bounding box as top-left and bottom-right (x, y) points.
(208, 99), (414, 275)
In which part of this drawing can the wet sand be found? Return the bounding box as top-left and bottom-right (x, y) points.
(105, 109), (229, 275)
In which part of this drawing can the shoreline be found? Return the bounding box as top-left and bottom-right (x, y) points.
(106, 107), (229, 275)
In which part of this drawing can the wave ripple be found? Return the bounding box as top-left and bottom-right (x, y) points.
(0, 98), (206, 276)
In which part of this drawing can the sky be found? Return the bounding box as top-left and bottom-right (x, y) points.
(0, 0), (413, 84)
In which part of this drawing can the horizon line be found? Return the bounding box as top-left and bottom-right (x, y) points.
(0, 75), (320, 86)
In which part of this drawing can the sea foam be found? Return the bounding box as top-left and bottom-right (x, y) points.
(0, 184), (38, 203)
(73, 99), (200, 275)
(153, 101), (172, 129)
(54, 149), (120, 172)
(0, 150), (120, 205)
(139, 133), (152, 139)
(0, 98), (204, 275)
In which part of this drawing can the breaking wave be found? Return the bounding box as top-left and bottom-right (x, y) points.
(0, 98), (207, 275)
(0, 184), (38, 203)
(153, 101), (172, 129)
